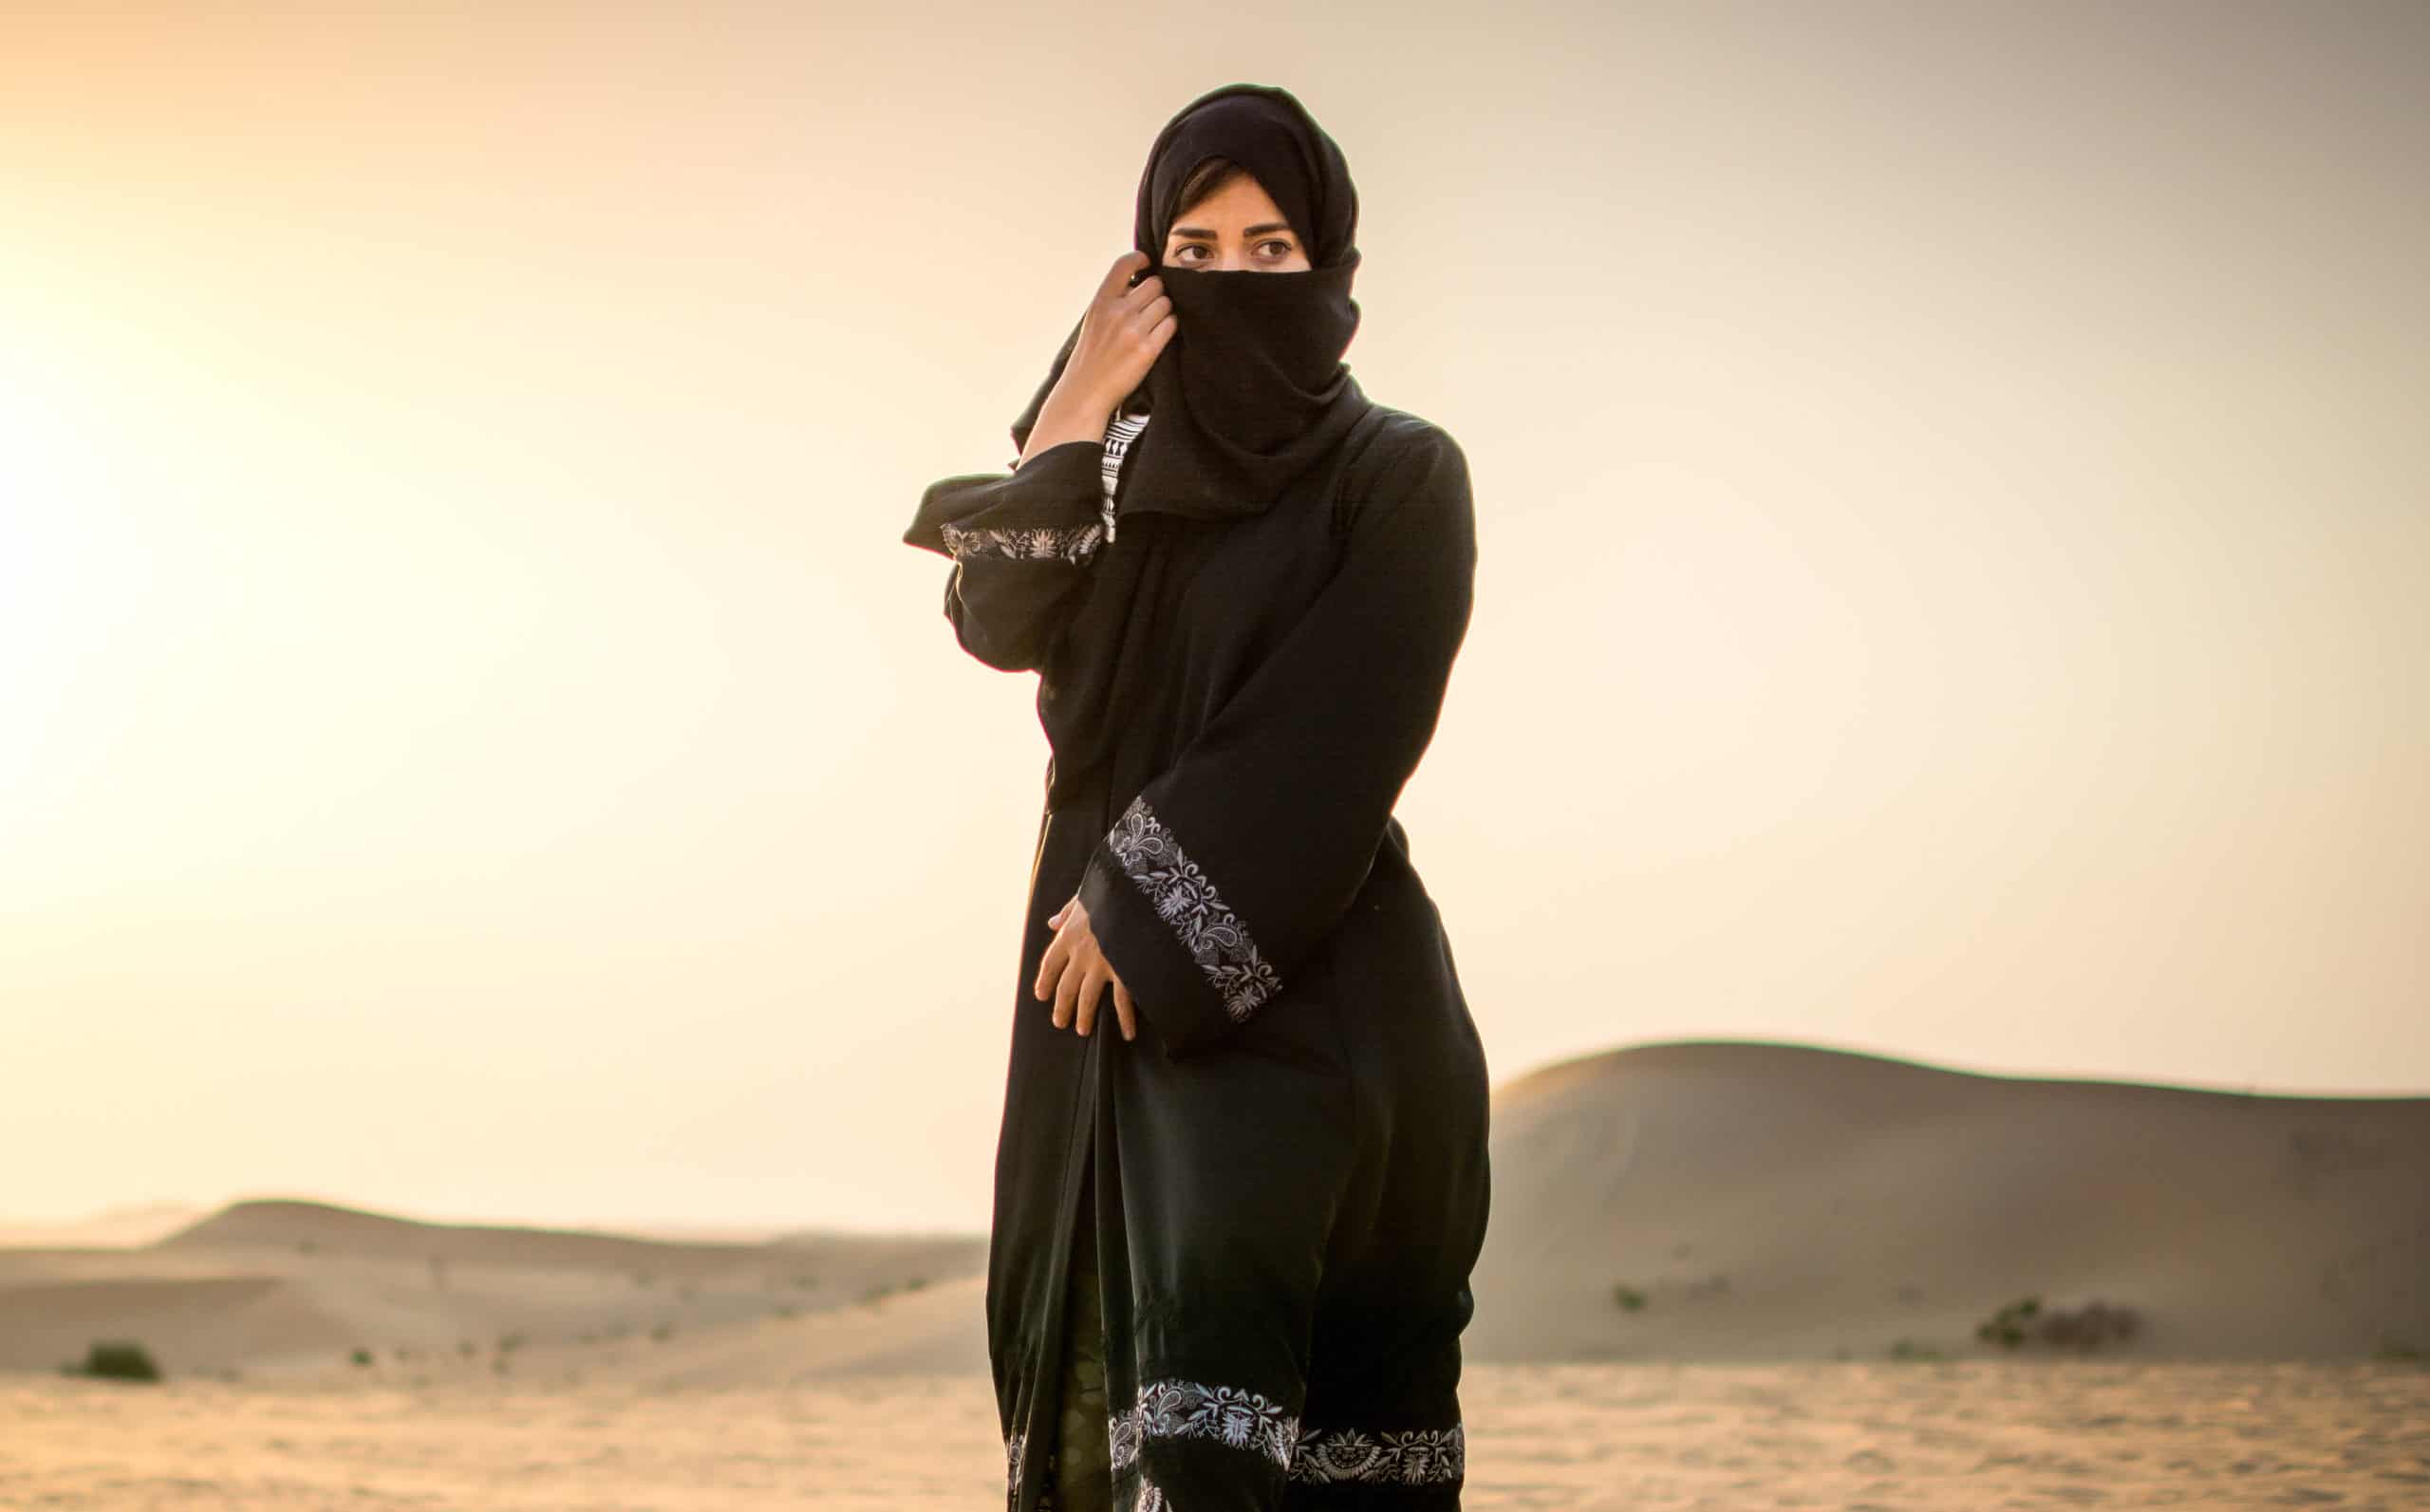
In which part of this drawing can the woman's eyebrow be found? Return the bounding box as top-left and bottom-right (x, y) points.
(1170, 222), (1296, 240)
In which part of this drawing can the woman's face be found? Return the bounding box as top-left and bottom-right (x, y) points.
(1160, 172), (1313, 271)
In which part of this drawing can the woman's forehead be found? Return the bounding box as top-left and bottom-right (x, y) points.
(1166, 173), (1295, 235)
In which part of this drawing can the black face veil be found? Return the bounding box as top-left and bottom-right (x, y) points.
(1009, 82), (1375, 520)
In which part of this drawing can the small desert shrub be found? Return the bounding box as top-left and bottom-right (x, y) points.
(1976, 1295), (2039, 1347)
(350, 1347), (374, 1367)
(904, 1275), (927, 1293)
(71, 1340), (161, 1383)
(1611, 1283), (1648, 1313)
(495, 1332), (527, 1353)
(457, 1338), (478, 1358)
(1975, 1294), (2140, 1352)
(650, 1323), (675, 1342)
(2373, 1335), (2421, 1363)
(2038, 1298), (2139, 1351)
(1887, 1337), (1946, 1361)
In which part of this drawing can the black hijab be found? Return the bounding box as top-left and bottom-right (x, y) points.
(1009, 82), (1375, 521)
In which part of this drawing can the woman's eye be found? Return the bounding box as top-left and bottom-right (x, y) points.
(1261, 241), (1297, 259)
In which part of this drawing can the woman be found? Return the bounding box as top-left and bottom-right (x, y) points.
(903, 82), (1490, 1512)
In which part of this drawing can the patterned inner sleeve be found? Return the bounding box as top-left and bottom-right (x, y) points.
(1098, 408), (1150, 542)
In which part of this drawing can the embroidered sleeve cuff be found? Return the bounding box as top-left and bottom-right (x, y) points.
(939, 516), (1102, 564)
(901, 439), (1106, 561)
(1076, 794), (1282, 1061)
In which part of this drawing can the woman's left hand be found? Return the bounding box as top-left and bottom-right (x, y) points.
(1036, 894), (1138, 1040)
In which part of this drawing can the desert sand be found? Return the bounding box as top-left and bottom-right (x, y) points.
(7, 1040), (2426, 1506)
(5, 1361), (2425, 1508)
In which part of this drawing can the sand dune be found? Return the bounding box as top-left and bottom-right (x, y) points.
(3, 1197), (984, 1379)
(156, 1198), (984, 1283)
(1468, 1039), (2430, 1363)
(9, 1041), (2424, 1389)
(0, 1275), (360, 1379)
(428, 1274), (994, 1390)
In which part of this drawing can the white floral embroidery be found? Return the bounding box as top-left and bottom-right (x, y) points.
(946, 413), (1142, 569)
(1108, 1376), (1300, 1472)
(1005, 1428), (1026, 1496)
(1289, 1421), (1467, 1484)
(941, 519), (1104, 565)
(1104, 795), (1282, 1021)
(1131, 1476), (1171, 1512)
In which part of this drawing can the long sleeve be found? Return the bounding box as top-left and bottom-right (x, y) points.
(1075, 423), (1477, 1060)
(903, 438), (1108, 672)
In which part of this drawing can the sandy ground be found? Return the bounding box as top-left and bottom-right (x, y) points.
(9, 1042), (2427, 1505)
(5, 1361), (2425, 1509)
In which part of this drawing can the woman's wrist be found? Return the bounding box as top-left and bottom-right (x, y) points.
(1018, 384), (1116, 467)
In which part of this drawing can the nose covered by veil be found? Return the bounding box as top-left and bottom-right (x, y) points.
(1009, 82), (1376, 521)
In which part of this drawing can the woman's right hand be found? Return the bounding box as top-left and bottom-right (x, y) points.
(1016, 252), (1176, 467)
(1050, 252), (1175, 421)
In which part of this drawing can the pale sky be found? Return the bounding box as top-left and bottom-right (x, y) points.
(4, 1), (2423, 1235)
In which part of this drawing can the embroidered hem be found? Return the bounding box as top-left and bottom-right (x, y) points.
(1109, 1376), (1299, 1473)
(1290, 1422), (1467, 1484)
(1101, 1375), (1467, 1488)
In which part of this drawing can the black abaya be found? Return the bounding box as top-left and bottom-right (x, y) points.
(903, 396), (1490, 1510)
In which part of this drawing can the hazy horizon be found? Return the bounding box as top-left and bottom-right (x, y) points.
(10, 1029), (2426, 1237)
(6, 0), (2425, 1233)
(14, 1027), (2430, 1237)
